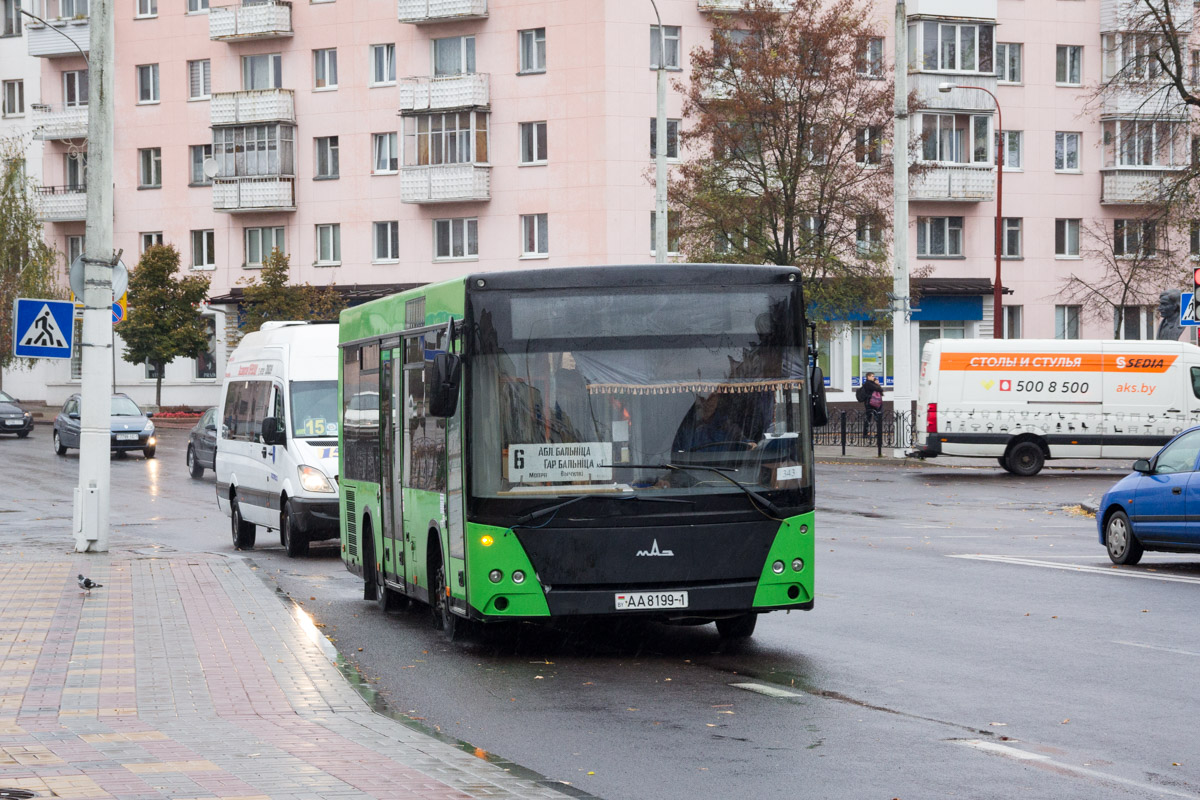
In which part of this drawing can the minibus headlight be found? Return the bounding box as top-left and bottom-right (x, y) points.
(298, 465), (334, 493)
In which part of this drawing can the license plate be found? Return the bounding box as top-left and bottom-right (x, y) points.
(614, 591), (688, 611)
(116, 433), (138, 441)
(3, 419), (21, 426)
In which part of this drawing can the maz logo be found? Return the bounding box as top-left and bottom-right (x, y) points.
(636, 539), (674, 557)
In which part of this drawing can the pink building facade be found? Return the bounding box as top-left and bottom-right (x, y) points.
(2, 0), (1190, 406)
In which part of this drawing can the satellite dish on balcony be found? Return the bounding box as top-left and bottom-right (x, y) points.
(70, 255), (128, 303)
(202, 157), (220, 179)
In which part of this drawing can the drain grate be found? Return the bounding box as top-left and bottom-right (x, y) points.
(0, 790), (40, 799)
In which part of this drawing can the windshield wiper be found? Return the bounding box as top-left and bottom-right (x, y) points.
(514, 492), (694, 526)
(603, 463), (784, 520)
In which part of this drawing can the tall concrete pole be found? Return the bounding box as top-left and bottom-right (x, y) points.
(891, 0), (913, 455)
(651, 0), (668, 264)
(75, 0), (114, 552)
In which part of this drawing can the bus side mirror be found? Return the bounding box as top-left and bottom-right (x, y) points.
(810, 366), (829, 428)
(429, 352), (462, 418)
(261, 416), (286, 446)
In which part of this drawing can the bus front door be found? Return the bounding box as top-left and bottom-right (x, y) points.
(380, 346), (406, 588)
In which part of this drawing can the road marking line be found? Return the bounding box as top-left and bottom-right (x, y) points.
(957, 739), (1048, 761)
(728, 682), (802, 698)
(947, 554), (1200, 585)
(1114, 640), (1200, 658)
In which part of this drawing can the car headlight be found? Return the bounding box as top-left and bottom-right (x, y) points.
(143, 422), (154, 433)
(298, 465), (334, 493)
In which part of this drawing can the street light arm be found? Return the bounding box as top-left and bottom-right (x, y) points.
(17, 8), (89, 66)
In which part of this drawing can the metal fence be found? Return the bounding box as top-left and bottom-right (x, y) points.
(813, 409), (918, 453)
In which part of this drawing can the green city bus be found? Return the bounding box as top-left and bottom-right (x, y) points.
(337, 264), (822, 640)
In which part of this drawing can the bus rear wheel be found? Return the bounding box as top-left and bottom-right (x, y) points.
(716, 613), (758, 640)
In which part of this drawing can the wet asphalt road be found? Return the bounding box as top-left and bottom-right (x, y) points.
(4, 426), (1200, 800)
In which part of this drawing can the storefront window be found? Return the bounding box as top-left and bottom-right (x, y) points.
(851, 323), (893, 387)
(918, 320), (966, 354)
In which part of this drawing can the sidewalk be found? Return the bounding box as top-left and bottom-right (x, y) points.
(0, 540), (574, 800)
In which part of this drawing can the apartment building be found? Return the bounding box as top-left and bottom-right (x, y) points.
(0, 0), (1188, 406)
(0, 0), (43, 187)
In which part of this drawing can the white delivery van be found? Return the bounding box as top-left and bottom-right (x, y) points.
(215, 321), (340, 555)
(912, 338), (1200, 475)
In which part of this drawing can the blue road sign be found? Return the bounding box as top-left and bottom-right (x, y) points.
(1181, 293), (1200, 327)
(13, 298), (75, 359)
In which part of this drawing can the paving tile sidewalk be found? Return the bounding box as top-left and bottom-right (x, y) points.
(0, 550), (571, 800)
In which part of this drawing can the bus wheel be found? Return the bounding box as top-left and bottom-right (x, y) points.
(432, 559), (470, 641)
(716, 613), (757, 640)
(230, 493), (256, 550)
(281, 500), (309, 558)
(1006, 441), (1045, 476)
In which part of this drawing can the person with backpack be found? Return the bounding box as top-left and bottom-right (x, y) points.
(856, 371), (884, 439)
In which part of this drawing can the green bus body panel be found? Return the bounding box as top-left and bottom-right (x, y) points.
(465, 522), (551, 617)
(403, 488), (448, 596)
(338, 277), (466, 344)
(752, 512), (815, 608)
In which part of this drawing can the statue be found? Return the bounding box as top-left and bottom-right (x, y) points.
(1156, 291), (1186, 341)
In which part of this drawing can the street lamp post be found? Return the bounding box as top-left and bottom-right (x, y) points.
(939, 82), (1004, 339)
(650, 0), (668, 264)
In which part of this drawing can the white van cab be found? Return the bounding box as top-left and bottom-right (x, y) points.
(912, 338), (1200, 475)
(215, 321), (340, 555)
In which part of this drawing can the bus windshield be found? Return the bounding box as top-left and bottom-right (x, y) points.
(290, 380), (339, 438)
(468, 286), (811, 504)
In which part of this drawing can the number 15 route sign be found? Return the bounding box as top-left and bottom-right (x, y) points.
(13, 298), (75, 359)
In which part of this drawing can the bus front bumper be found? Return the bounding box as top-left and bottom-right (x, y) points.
(537, 580), (812, 618)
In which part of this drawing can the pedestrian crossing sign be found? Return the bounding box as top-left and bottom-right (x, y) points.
(13, 297), (75, 359)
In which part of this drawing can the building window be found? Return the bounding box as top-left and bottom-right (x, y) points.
(214, 124), (294, 177)
(857, 37), (884, 77)
(1116, 305), (1154, 340)
(316, 223), (340, 264)
(916, 216), (963, 256)
(521, 213), (548, 257)
(138, 147), (161, 188)
(918, 21), (995, 73)
(1103, 33), (1163, 82)
(372, 132), (398, 173)
(191, 229), (215, 270)
(370, 43), (396, 85)
(136, 0), (156, 17)
(519, 121), (548, 164)
(1055, 131), (1080, 171)
(1055, 218), (1080, 257)
(1002, 306), (1022, 339)
(921, 113), (992, 164)
(1106, 119), (1183, 168)
(64, 70), (89, 107)
(67, 235), (85, 268)
(190, 143), (213, 185)
(649, 118), (680, 160)
(434, 217), (478, 260)
(650, 25), (681, 69)
(855, 215), (884, 256)
(137, 64), (159, 104)
(140, 231), (163, 252)
(519, 28), (546, 74)
(195, 317), (217, 379)
(1055, 305), (1081, 339)
(313, 48), (338, 90)
(373, 221), (399, 262)
(856, 126), (883, 165)
(1056, 45), (1082, 85)
(188, 59), (211, 100)
(244, 226), (285, 267)
(187, 0), (208, 12)
(1000, 217), (1021, 258)
(4, 0), (23, 35)
(65, 152), (87, 190)
(650, 211), (680, 256)
(1000, 130), (1021, 169)
(996, 42), (1021, 83)
(315, 136), (339, 178)
(1114, 219), (1157, 257)
(1, 80), (22, 117)
(434, 35), (475, 76)
(403, 111), (489, 166)
(242, 53), (282, 90)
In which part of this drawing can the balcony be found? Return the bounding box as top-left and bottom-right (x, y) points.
(401, 164), (490, 203)
(907, 0), (996, 17)
(213, 176), (295, 212)
(697, 0), (791, 10)
(911, 73), (998, 112)
(910, 164), (995, 202)
(399, 74), (489, 113)
(1101, 0), (1191, 33)
(209, 1), (292, 41)
(26, 17), (90, 58)
(210, 89), (295, 126)
(397, 0), (486, 24)
(36, 185), (87, 222)
(31, 104), (88, 140)
(1101, 168), (1181, 204)
(1100, 86), (1188, 120)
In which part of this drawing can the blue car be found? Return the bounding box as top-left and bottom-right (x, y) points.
(1097, 427), (1200, 565)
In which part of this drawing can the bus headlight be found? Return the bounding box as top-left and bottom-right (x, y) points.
(512, 570), (525, 584)
(298, 465), (334, 493)
(772, 560), (785, 574)
(792, 558), (804, 572)
(489, 569), (503, 583)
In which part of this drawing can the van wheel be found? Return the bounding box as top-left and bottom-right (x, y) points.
(1105, 510), (1144, 566)
(716, 613), (758, 640)
(997, 456), (1011, 472)
(230, 493), (256, 550)
(281, 500), (308, 558)
(1006, 442), (1044, 476)
(187, 445), (204, 478)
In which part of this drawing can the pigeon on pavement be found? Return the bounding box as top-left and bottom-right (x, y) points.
(77, 574), (102, 593)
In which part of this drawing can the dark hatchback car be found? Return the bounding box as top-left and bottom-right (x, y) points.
(1098, 426), (1200, 565)
(187, 407), (217, 477)
(0, 390), (33, 437)
(53, 393), (157, 458)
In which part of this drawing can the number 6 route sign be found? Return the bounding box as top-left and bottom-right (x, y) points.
(13, 298), (75, 359)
